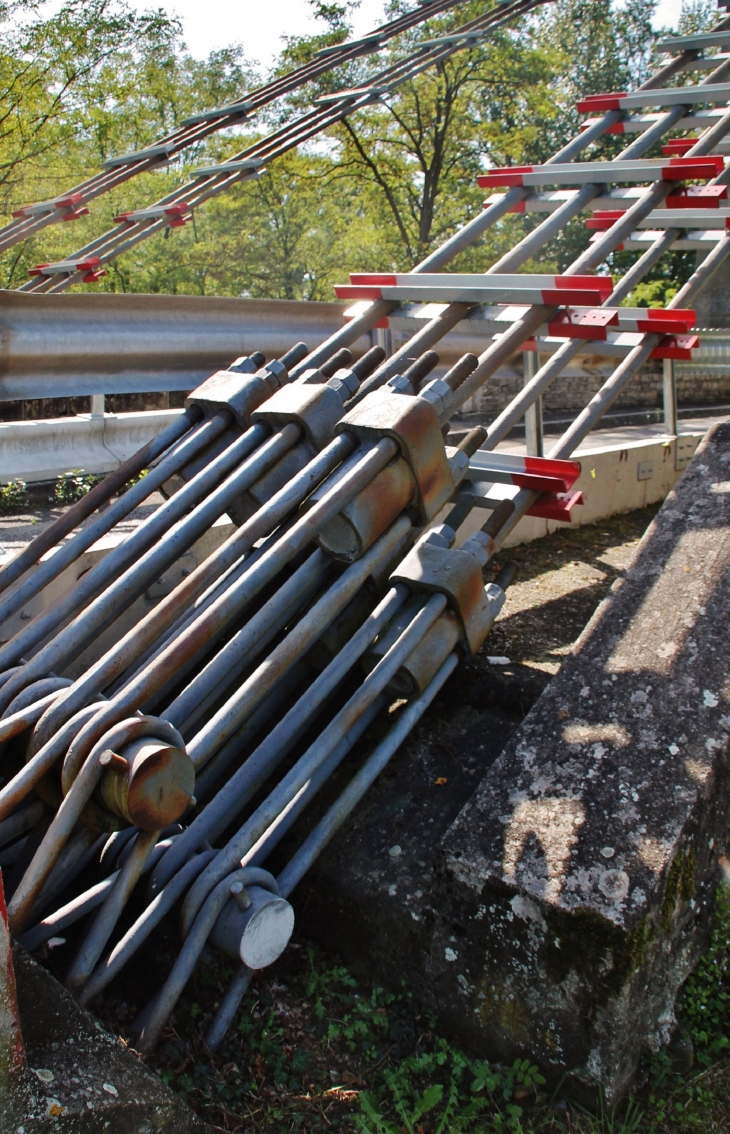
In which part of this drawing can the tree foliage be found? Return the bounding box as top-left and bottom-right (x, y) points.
(0, 0), (700, 299)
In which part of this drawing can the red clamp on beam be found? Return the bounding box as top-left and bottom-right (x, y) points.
(666, 185), (728, 208)
(62, 208), (89, 221)
(335, 284), (381, 299)
(28, 263), (49, 276)
(636, 308), (696, 333)
(55, 193), (84, 209)
(517, 455), (581, 493)
(576, 92), (628, 113)
(662, 139), (700, 156)
(650, 333), (699, 360)
(349, 273), (397, 284)
(527, 489), (584, 522)
(554, 275), (613, 297)
(586, 211), (624, 230)
(82, 269), (106, 283)
(547, 309), (616, 340)
(663, 156), (724, 178)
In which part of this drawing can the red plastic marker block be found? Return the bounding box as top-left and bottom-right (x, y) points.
(519, 455), (581, 493)
(666, 185), (728, 207)
(527, 490), (584, 521)
(28, 263), (50, 276)
(662, 138), (700, 156)
(663, 156), (724, 178)
(349, 273), (397, 284)
(554, 275), (613, 296)
(55, 193), (84, 209)
(547, 309), (616, 339)
(62, 208), (90, 221)
(335, 285), (382, 299)
(650, 333), (699, 360)
(586, 211), (624, 230)
(82, 269), (107, 283)
(576, 92), (628, 112)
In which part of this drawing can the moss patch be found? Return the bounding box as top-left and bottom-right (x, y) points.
(661, 849), (697, 933)
(542, 910), (652, 1009)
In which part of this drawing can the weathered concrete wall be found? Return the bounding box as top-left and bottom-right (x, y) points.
(296, 422), (730, 1104)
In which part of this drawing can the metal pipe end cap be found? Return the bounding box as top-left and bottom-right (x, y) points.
(239, 892), (295, 969)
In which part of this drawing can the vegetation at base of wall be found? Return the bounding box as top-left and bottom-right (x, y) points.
(0, 479), (27, 511)
(141, 884), (730, 1133)
(52, 469), (103, 505)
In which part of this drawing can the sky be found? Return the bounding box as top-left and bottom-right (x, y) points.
(137, 0), (685, 64)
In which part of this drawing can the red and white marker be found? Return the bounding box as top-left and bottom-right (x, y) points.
(29, 256), (106, 283)
(115, 202), (191, 227)
(586, 208), (730, 231)
(12, 193), (88, 220)
(335, 272), (614, 306)
(577, 83), (730, 112)
(468, 451), (581, 494)
(477, 156), (724, 189)
(546, 307), (696, 339)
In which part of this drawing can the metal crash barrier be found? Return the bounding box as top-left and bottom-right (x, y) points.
(2, 12), (730, 1054)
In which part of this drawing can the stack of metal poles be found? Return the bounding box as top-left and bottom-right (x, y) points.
(1, 14), (730, 1054)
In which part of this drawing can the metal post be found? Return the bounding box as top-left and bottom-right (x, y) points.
(663, 357), (679, 437)
(374, 325), (393, 358)
(523, 351), (543, 456)
(90, 394), (105, 416)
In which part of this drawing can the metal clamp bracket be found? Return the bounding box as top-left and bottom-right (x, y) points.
(252, 382), (344, 449)
(187, 367), (272, 429)
(336, 390), (454, 522)
(390, 540), (501, 654)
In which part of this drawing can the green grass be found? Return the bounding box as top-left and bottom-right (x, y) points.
(144, 885), (730, 1134)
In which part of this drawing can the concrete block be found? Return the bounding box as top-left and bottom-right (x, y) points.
(297, 422), (730, 1104)
(2, 944), (209, 1133)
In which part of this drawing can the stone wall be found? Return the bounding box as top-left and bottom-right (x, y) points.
(463, 357), (730, 419)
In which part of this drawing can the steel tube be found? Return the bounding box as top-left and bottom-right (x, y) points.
(76, 849), (217, 1006)
(185, 510), (411, 771)
(136, 866), (280, 1051)
(0, 414), (261, 683)
(244, 695), (387, 872)
(0, 702), (105, 824)
(204, 964), (253, 1052)
(0, 413), (225, 632)
(180, 591), (446, 936)
(7, 739), (112, 933)
(151, 582), (409, 892)
(277, 652), (459, 898)
(0, 422), (296, 713)
(65, 827), (159, 992)
(0, 408), (198, 596)
(18, 875), (119, 952)
(54, 437), (397, 783)
(192, 663), (309, 804)
(164, 549), (333, 733)
(0, 801), (44, 850)
(27, 436), (356, 760)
